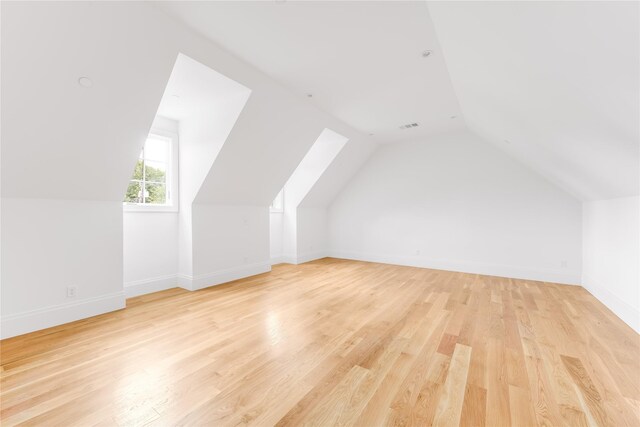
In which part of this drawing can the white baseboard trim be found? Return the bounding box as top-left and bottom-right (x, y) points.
(329, 251), (581, 285)
(124, 274), (178, 298)
(177, 261), (272, 291)
(582, 275), (640, 334)
(271, 256), (285, 265)
(1, 291), (126, 339)
(275, 252), (328, 265)
(296, 251), (329, 264)
(280, 254), (298, 265)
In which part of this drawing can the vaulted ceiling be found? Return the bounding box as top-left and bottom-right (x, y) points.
(1, 1), (372, 209)
(156, 0), (639, 202)
(1, 2), (178, 201)
(428, 1), (639, 201)
(155, 1), (464, 143)
(2, 1), (636, 204)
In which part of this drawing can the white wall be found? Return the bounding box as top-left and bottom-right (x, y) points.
(282, 197), (298, 263)
(183, 205), (270, 290)
(297, 207), (329, 263)
(177, 25), (369, 285)
(583, 196), (639, 332)
(2, 0), (372, 339)
(329, 131), (583, 284)
(1, 2), (179, 338)
(123, 212), (179, 297)
(269, 212), (284, 263)
(300, 137), (377, 209)
(1, 199), (125, 338)
(12, 1), (636, 340)
(1, 0), (379, 338)
(293, 136), (378, 265)
(121, 116), (181, 298)
(159, 54), (251, 280)
(279, 129), (348, 263)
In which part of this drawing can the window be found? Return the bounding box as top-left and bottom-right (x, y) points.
(270, 189), (284, 213)
(124, 131), (178, 211)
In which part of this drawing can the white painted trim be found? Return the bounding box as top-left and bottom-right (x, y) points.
(177, 261), (272, 291)
(0, 291), (126, 339)
(176, 274), (194, 291)
(271, 256), (285, 265)
(582, 275), (640, 334)
(124, 274), (178, 298)
(122, 205), (179, 213)
(276, 252), (328, 265)
(122, 122), (180, 213)
(296, 251), (329, 264)
(280, 254), (298, 265)
(329, 251), (581, 285)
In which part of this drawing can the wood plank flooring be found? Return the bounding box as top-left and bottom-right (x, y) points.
(1, 258), (639, 426)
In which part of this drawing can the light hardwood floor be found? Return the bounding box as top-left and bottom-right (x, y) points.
(1, 258), (639, 426)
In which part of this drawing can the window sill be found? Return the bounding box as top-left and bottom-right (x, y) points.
(123, 204), (179, 213)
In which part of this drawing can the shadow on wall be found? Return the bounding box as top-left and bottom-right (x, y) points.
(270, 128), (348, 264)
(123, 52), (252, 297)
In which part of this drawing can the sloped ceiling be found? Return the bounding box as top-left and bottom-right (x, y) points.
(428, 1), (639, 201)
(156, 53), (251, 205)
(1, 1), (372, 210)
(1, 2), (178, 201)
(300, 136), (376, 208)
(159, 0), (638, 203)
(154, 1), (464, 143)
(5, 1), (635, 206)
(194, 89), (329, 205)
(284, 128), (348, 208)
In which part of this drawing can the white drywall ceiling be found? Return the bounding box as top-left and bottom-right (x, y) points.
(154, 1), (463, 143)
(428, 1), (639, 201)
(157, 0), (638, 201)
(156, 53), (250, 124)
(284, 128), (349, 208)
(157, 53), (252, 205)
(1, 2), (178, 201)
(300, 136), (375, 208)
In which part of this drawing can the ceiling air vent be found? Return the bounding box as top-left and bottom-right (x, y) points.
(399, 123), (419, 130)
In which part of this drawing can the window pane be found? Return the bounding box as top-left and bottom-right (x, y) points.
(131, 159), (144, 180)
(145, 183), (166, 204)
(144, 160), (166, 184)
(144, 137), (169, 163)
(123, 133), (173, 206)
(124, 181), (143, 203)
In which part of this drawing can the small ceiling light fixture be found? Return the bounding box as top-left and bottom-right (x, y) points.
(369, 133), (374, 136)
(504, 139), (511, 144)
(306, 93), (313, 98)
(450, 115), (457, 119)
(422, 50), (433, 58)
(78, 77), (93, 88)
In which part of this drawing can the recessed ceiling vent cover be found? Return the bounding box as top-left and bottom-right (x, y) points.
(399, 123), (419, 129)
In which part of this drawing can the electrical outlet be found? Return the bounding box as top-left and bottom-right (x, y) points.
(66, 286), (77, 298)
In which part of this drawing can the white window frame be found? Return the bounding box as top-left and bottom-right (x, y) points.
(270, 189), (284, 213)
(123, 127), (179, 213)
